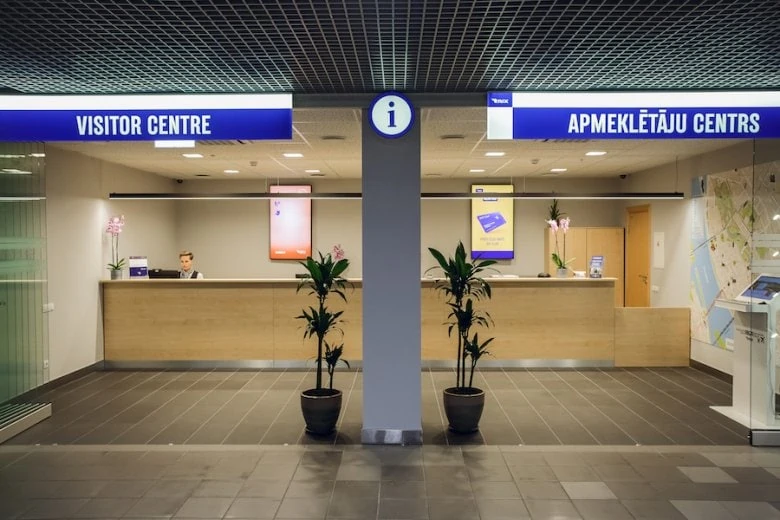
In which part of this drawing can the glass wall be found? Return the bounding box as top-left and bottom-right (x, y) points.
(748, 138), (780, 434)
(0, 143), (48, 404)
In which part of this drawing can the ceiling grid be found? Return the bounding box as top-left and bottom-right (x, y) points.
(1, 0), (777, 94)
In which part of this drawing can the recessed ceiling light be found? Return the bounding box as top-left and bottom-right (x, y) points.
(28, 153), (46, 158)
(585, 151), (607, 156)
(155, 140), (196, 149)
(305, 169), (321, 173)
(550, 168), (568, 172)
(182, 153), (203, 159)
(223, 169), (239, 174)
(484, 152), (505, 157)
(469, 169), (486, 173)
(283, 153), (304, 158)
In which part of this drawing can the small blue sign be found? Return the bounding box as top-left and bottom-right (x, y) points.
(368, 92), (415, 139)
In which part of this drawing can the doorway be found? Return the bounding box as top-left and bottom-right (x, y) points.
(626, 204), (651, 307)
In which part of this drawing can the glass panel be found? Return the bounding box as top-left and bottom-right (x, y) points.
(748, 138), (780, 430)
(0, 142), (48, 404)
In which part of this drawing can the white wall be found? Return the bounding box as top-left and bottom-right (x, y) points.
(45, 147), (177, 380)
(623, 140), (780, 373)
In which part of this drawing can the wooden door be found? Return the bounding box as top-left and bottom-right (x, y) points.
(625, 205), (651, 307)
(586, 227), (625, 307)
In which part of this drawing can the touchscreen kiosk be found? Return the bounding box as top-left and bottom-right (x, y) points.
(735, 274), (780, 303)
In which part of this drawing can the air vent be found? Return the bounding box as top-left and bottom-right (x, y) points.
(321, 135), (346, 141)
(424, 173), (443, 177)
(195, 174), (211, 177)
(199, 140), (253, 146)
(309, 173), (326, 177)
(440, 134), (465, 140)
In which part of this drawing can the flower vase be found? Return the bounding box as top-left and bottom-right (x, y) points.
(110, 269), (122, 280)
(556, 268), (569, 278)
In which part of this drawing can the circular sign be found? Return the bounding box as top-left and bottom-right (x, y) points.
(368, 91), (415, 138)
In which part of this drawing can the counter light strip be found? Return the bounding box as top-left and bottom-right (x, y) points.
(109, 192), (684, 200)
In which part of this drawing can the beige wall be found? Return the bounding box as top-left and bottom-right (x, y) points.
(45, 147), (177, 380)
(45, 140), (780, 380)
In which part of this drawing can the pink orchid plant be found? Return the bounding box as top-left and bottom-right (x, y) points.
(331, 243), (345, 261)
(546, 201), (574, 269)
(105, 215), (126, 271)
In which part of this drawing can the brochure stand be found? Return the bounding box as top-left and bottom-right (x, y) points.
(714, 295), (779, 445)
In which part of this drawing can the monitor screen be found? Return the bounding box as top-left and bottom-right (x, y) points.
(148, 269), (180, 279)
(737, 274), (780, 302)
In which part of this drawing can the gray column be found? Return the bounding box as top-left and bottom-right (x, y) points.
(361, 109), (422, 445)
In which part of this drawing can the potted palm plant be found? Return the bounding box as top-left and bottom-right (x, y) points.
(296, 247), (351, 435)
(426, 241), (496, 433)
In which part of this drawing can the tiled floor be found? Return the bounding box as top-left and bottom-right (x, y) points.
(1, 444), (779, 519)
(6, 367), (747, 446)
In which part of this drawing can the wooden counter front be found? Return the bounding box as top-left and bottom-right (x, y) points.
(102, 278), (616, 363)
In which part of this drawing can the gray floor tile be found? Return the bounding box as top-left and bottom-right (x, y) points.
(20, 499), (89, 519)
(561, 482), (617, 500)
(275, 497), (329, 519)
(224, 497), (280, 519)
(524, 499), (582, 520)
(326, 497), (378, 518)
(285, 481), (334, 499)
(125, 496), (188, 517)
(571, 499), (633, 520)
(678, 466), (738, 483)
(622, 499), (686, 519)
(378, 498), (428, 519)
(671, 500), (737, 520)
(470, 481), (521, 499)
(380, 481), (426, 499)
(427, 498), (479, 520)
(70, 497), (137, 518)
(475, 498), (530, 519)
(173, 496), (233, 518)
(719, 501), (780, 520)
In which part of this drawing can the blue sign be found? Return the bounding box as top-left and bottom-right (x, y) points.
(368, 92), (415, 139)
(0, 94), (293, 141)
(487, 91), (780, 139)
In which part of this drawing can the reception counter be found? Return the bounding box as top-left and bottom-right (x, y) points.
(101, 277), (689, 367)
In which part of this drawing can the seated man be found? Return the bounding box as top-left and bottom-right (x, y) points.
(179, 250), (204, 279)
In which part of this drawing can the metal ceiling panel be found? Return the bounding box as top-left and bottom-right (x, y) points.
(0, 0), (777, 95)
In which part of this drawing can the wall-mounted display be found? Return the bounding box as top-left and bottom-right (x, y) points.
(269, 185), (312, 260)
(470, 184), (514, 260)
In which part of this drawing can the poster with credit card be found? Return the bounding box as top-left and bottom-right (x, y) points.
(471, 184), (514, 260)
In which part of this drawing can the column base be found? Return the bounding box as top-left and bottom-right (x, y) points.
(361, 428), (423, 445)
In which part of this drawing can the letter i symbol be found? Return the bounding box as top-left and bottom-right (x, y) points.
(387, 101), (396, 128)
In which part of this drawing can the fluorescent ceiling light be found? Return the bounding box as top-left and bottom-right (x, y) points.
(181, 153), (203, 159)
(469, 169), (485, 173)
(155, 140), (196, 148)
(0, 154), (26, 159)
(223, 169), (239, 174)
(484, 152), (505, 157)
(305, 169), (321, 173)
(1, 168), (32, 174)
(0, 196), (46, 201)
(283, 152), (304, 158)
(585, 151), (607, 156)
(550, 168), (568, 172)
(28, 153), (46, 158)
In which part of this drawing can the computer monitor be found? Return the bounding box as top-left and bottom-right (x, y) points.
(148, 268), (180, 279)
(735, 274), (780, 303)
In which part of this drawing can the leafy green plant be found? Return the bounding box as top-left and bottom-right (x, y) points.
(296, 251), (351, 391)
(426, 241), (496, 390)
